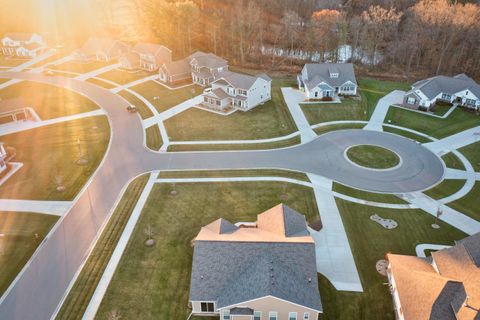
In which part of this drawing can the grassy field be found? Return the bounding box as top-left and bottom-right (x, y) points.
(422, 179), (465, 200)
(332, 182), (407, 204)
(48, 61), (110, 74)
(458, 141), (480, 172)
(86, 78), (116, 89)
(97, 69), (155, 85)
(314, 123), (366, 135)
(346, 145), (400, 169)
(55, 175), (149, 320)
(384, 106), (480, 139)
(0, 57), (28, 67)
(117, 90), (154, 119)
(0, 211), (59, 295)
(382, 126), (433, 143)
(448, 181), (480, 221)
(301, 98), (366, 125)
(441, 152), (465, 170)
(146, 125), (162, 151)
(130, 81), (203, 113)
(167, 136), (301, 152)
(324, 199), (467, 320)
(0, 116), (110, 200)
(164, 77), (297, 142)
(157, 169), (310, 182)
(0, 81), (98, 119)
(95, 181), (319, 320)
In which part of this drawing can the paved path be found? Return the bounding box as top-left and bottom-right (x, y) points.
(0, 109), (105, 136)
(0, 71), (446, 320)
(0, 200), (72, 216)
(424, 125), (480, 155)
(415, 243), (451, 257)
(445, 168), (480, 181)
(142, 94), (203, 128)
(75, 63), (121, 81)
(363, 90), (405, 131)
(8, 51), (55, 72)
(281, 87), (317, 143)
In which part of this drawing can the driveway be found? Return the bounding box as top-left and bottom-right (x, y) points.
(0, 71), (444, 320)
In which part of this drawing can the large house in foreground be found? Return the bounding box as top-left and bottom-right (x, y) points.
(402, 74), (480, 110)
(158, 51), (228, 86)
(1, 33), (47, 58)
(202, 71), (271, 112)
(387, 233), (479, 320)
(73, 37), (130, 62)
(298, 63), (357, 100)
(189, 204), (322, 320)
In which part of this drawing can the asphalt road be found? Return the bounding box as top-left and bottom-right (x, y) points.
(0, 72), (444, 320)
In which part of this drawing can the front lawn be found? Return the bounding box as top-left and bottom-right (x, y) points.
(95, 181), (319, 319)
(458, 141), (480, 172)
(301, 98), (367, 125)
(0, 211), (59, 295)
(0, 56), (28, 67)
(0, 116), (110, 200)
(422, 179), (465, 200)
(48, 61), (110, 74)
(384, 107), (480, 139)
(130, 81), (203, 113)
(0, 81), (99, 119)
(448, 181), (480, 221)
(97, 69), (156, 85)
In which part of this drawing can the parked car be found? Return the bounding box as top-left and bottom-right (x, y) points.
(126, 105), (137, 113)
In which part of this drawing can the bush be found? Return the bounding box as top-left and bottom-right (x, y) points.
(322, 96), (334, 101)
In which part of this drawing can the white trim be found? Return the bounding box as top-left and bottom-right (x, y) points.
(217, 295), (322, 313)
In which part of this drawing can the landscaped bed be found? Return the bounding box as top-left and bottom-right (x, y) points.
(0, 116), (110, 200)
(0, 81), (99, 119)
(94, 181), (319, 319)
(346, 145), (400, 169)
(0, 211), (59, 296)
(97, 69), (155, 85)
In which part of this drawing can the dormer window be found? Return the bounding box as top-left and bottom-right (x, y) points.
(330, 72), (339, 78)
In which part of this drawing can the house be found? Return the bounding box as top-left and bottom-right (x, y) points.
(403, 74), (480, 110)
(119, 52), (140, 70)
(297, 63), (357, 100)
(387, 233), (480, 320)
(0, 143), (8, 173)
(132, 42), (171, 71)
(1, 33), (46, 57)
(190, 51), (228, 86)
(73, 37), (130, 62)
(158, 59), (192, 84)
(189, 204), (323, 320)
(201, 71), (272, 112)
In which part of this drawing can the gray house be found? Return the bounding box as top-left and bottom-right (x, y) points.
(73, 37), (130, 62)
(189, 204), (322, 320)
(190, 52), (228, 86)
(403, 74), (480, 110)
(298, 63), (357, 100)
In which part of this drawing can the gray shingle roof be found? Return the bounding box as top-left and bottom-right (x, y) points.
(190, 52), (227, 69)
(303, 63), (357, 89)
(189, 241), (322, 311)
(161, 59), (191, 76)
(282, 205), (310, 237)
(213, 71), (270, 90)
(412, 74), (480, 100)
(133, 42), (171, 55)
(230, 307), (254, 315)
(456, 232), (480, 267)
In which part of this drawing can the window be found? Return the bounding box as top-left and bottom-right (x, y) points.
(288, 312), (297, 320)
(222, 310), (230, 320)
(314, 91), (318, 98)
(269, 311), (277, 320)
(441, 93), (451, 101)
(200, 302), (214, 313)
(303, 312), (310, 320)
(407, 97), (416, 105)
(254, 311), (261, 320)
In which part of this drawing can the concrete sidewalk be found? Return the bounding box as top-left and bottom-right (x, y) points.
(0, 199), (72, 216)
(424, 125), (480, 155)
(8, 51), (55, 72)
(363, 90), (405, 131)
(142, 94), (203, 128)
(75, 63), (121, 81)
(281, 87), (317, 143)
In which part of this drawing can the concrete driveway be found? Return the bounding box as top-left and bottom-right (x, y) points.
(0, 71), (444, 320)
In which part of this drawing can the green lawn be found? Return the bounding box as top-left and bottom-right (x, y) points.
(167, 136), (301, 152)
(431, 102), (453, 117)
(346, 145), (400, 169)
(0, 81), (99, 119)
(146, 125), (162, 151)
(458, 141), (480, 172)
(0, 211), (59, 295)
(0, 78), (9, 85)
(314, 123), (366, 136)
(0, 116), (110, 200)
(117, 90), (154, 120)
(55, 175), (149, 320)
(130, 81), (203, 113)
(97, 69), (155, 85)
(86, 78), (116, 89)
(323, 199), (467, 320)
(301, 98), (367, 125)
(384, 107), (480, 139)
(0, 56), (28, 67)
(164, 77), (297, 142)
(448, 181), (480, 221)
(423, 179), (465, 200)
(49, 61), (110, 74)
(95, 181), (319, 320)
(332, 182), (407, 204)
(382, 126), (433, 143)
(157, 169), (310, 182)
(441, 152), (465, 170)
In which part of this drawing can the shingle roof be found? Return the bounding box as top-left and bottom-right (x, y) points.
(190, 52), (228, 69)
(161, 59), (191, 76)
(213, 71), (271, 91)
(303, 63), (357, 89)
(257, 204), (310, 238)
(132, 42), (171, 55)
(230, 307), (254, 315)
(203, 218), (238, 234)
(411, 74), (480, 100)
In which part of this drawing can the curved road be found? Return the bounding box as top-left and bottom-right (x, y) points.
(0, 72), (444, 320)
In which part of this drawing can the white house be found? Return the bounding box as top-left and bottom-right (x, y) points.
(0, 143), (8, 173)
(190, 51), (228, 86)
(1, 33), (46, 57)
(132, 42), (171, 71)
(403, 74), (480, 110)
(201, 71), (272, 112)
(297, 63), (357, 100)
